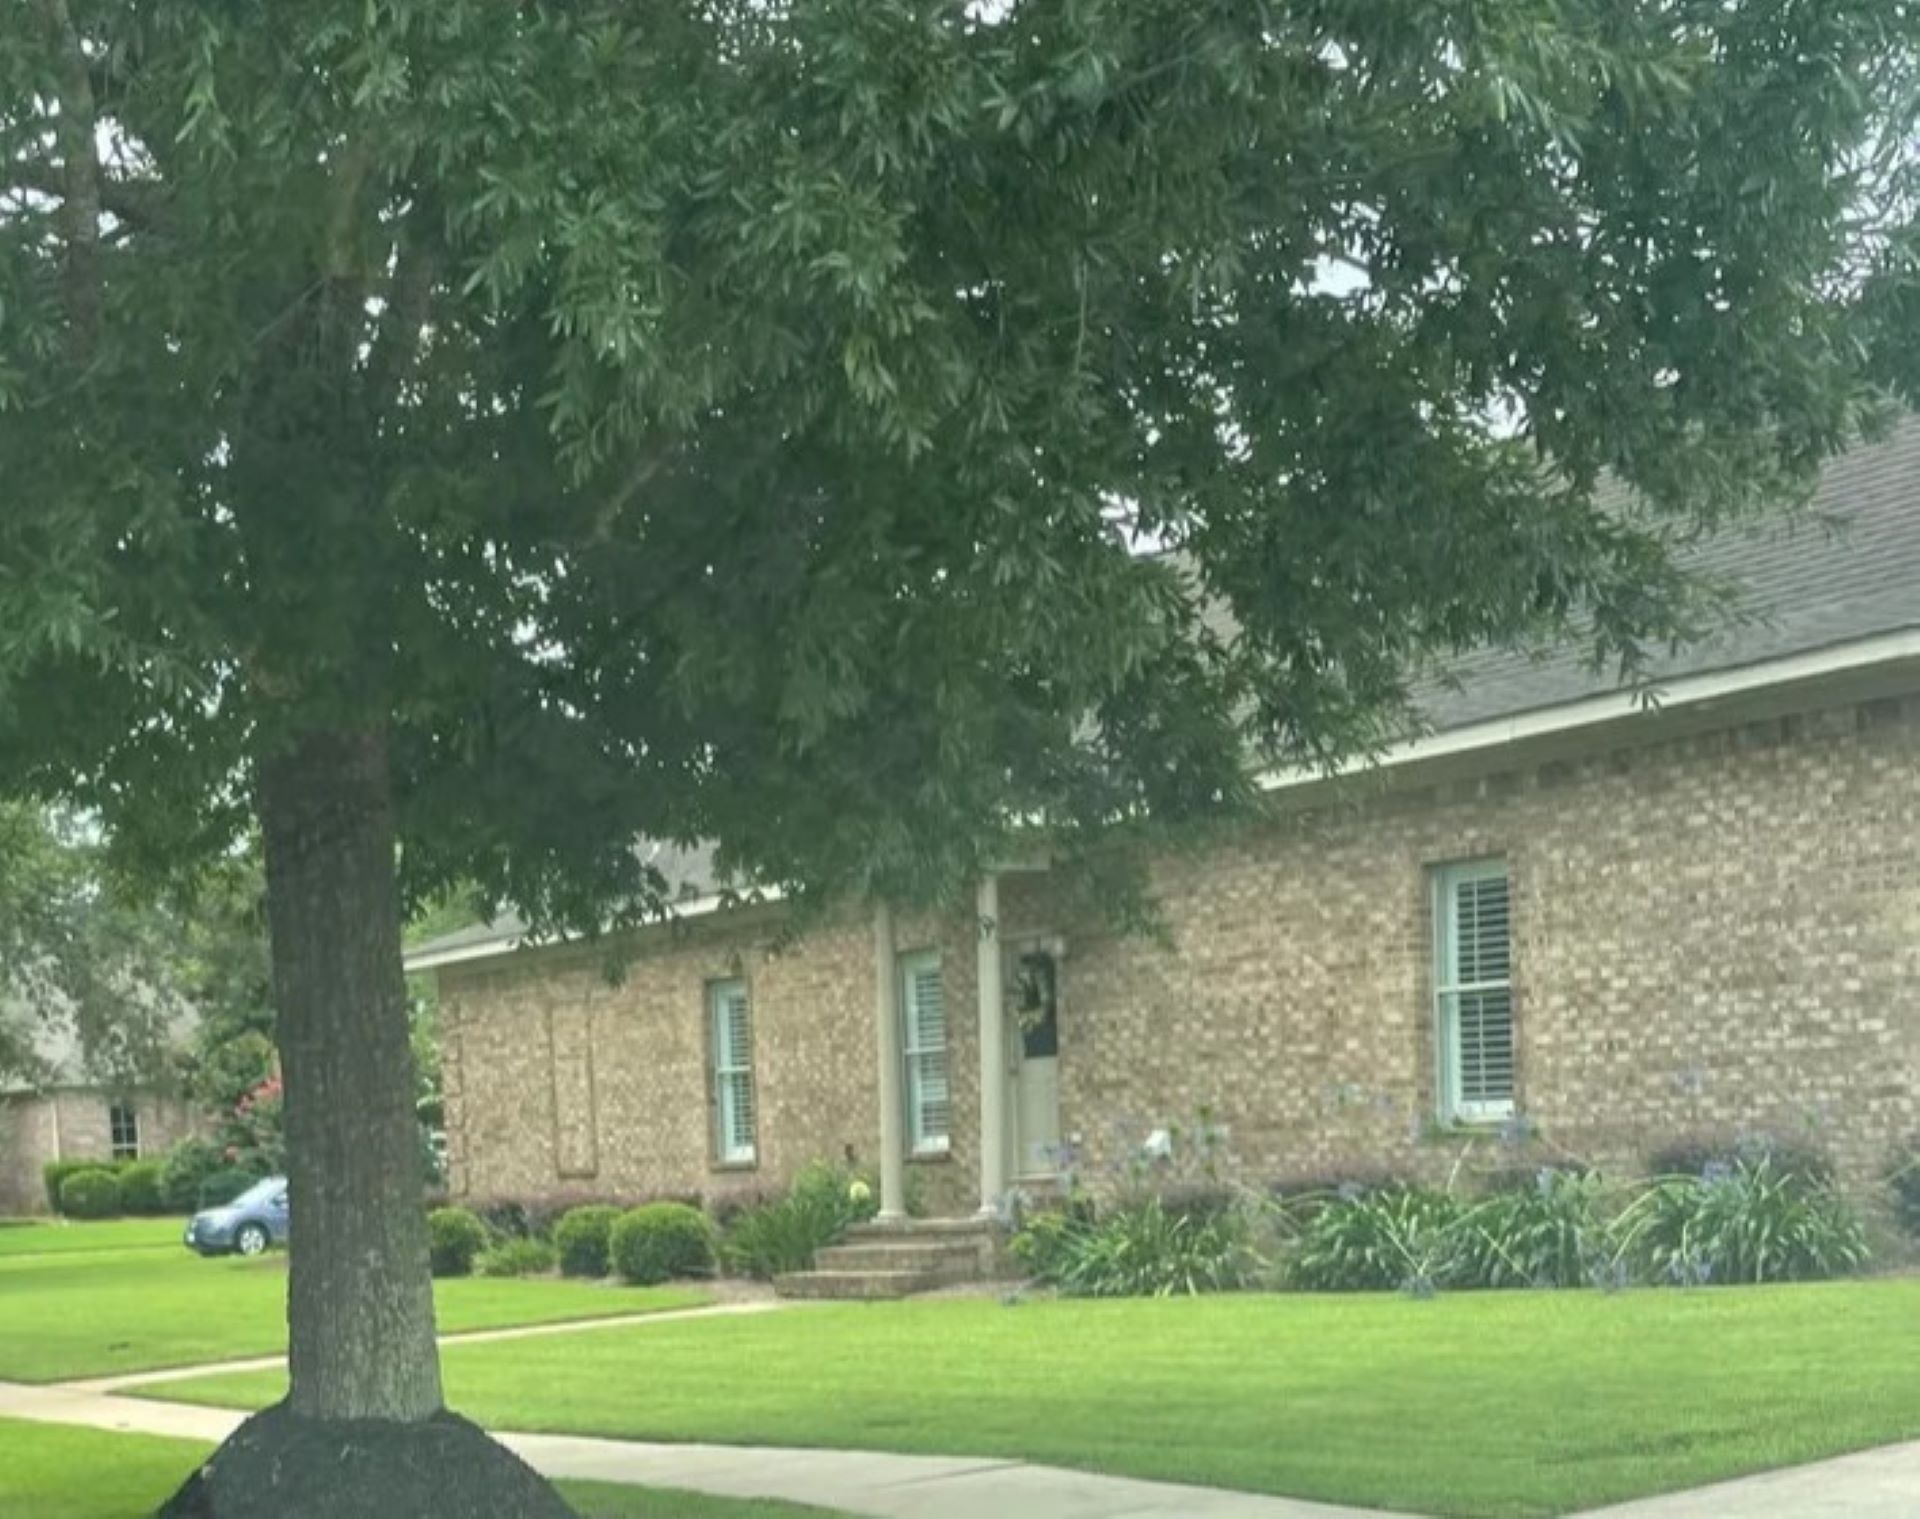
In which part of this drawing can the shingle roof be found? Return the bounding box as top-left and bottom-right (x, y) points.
(406, 839), (721, 967)
(1413, 415), (1920, 729)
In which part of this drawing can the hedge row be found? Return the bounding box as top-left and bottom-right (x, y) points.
(426, 1200), (719, 1284)
(42, 1158), (172, 1217)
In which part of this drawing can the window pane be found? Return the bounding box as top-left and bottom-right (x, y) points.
(709, 981), (755, 1161)
(908, 967), (945, 1050)
(1435, 862), (1514, 1121)
(719, 1069), (755, 1160)
(109, 1103), (139, 1160)
(900, 952), (949, 1150)
(910, 1051), (951, 1147)
(1453, 988), (1515, 1106)
(1453, 875), (1511, 985)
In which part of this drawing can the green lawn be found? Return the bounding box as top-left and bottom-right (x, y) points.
(0, 1216), (189, 1256)
(154, 1280), (1920, 1517)
(0, 1236), (709, 1382)
(0, 1420), (844, 1518)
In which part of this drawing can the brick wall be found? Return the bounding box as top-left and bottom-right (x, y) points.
(1036, 694), (1920, 1196)
(440, 903), (980, 1216)
(0, 1088), (202, 1215)
(437, 689), (1920, 1212)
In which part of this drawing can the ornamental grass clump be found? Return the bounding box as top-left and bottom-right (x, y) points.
(1284, 1184), (1468, 1295)
(1456, 1168), (1609, 1290)
(1617, 1153), (1868, 1285)
(1012, 1193), (1265, 1298)
(720, 1161), (879, 1279)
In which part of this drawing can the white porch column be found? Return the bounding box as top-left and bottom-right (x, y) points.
(872, 899), (908, 1223)
(975, 871), (1008, 1218)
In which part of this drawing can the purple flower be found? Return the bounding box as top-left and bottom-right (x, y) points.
(1700, 1160), (1733, 1188)
(1587, 1257), (1631, 1294)
(1666, 1252), (1713, 1289)
(1337, 1180), (1364, 1203)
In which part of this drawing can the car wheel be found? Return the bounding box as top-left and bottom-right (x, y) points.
(235, 1223), (270, 1257)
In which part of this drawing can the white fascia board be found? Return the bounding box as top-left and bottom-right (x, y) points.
(404, 885), (789, 973)
(1257, 627), (1920, 794)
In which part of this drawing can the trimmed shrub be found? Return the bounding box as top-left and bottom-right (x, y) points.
(428, 1207), (491, 1278)
(554, 1205), (623, 1278)
(720, 1162), (875, 1279)
(58, 1167), (122, 1220)
(159, 1140), (224, 1213)
(115, 1160), (168, 1216)
(468, 1191), (704, 1243)
(1285, 1185), (1467, 1294)
(197, 1168), (256, 1209)
(1012, 1194), (1261, 1298)
(44, 1158), (126, 1213)
(610, 1202), (714, 1285)
(1617, 1154), (1868, 1285)
(475, 1237), (559, 1278)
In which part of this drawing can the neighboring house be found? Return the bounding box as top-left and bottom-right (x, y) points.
(0, 1018), (198, 1214)
(409, 420), (1920, 1234)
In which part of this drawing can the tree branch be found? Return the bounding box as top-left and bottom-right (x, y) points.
(5, 157), (167, 231)
(36, 0), (104, 360)
(363, 198), (440, 422)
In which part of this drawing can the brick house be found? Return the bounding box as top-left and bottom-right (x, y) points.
(0, 1017), (200, 1214)
(410, 421), (1920, 1235)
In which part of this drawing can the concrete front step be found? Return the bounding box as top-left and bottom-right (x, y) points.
(772, 1267), (966, 1300)
(817, 1240), (984, 1274)
(773, 1216), (1014, 1299)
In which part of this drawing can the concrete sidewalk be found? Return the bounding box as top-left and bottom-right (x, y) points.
(0, 1378), (1383, 1518)
(6, 1371), (1918, 1518)
(61, 1299), (790, 1395)
(1576, 1438), (1920, 1518)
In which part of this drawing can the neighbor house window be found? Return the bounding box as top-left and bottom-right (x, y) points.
(709, 979), (757, 1166)
(1432, 860), (1515, 1123)
(109, 1101), (140, 1160)
(900, 951), (950, 1155)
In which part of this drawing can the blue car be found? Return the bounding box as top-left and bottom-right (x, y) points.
(184, 1176), (289, 1257)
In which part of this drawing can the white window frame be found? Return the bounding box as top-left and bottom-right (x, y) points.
(1432, 860), (1515, 1124)
(900, 950), (950, 1156)
(108, 1100), (140, 1161)
(708, 979), (757, 1166)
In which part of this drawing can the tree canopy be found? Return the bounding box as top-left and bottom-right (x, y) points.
(4, 1), (1915, 929)
(0, 801), (193, 1088)
(6, 0), (1920, 1496)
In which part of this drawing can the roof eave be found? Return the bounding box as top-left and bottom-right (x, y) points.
(1257, 624), (1920, 794)
(410, 625), (1920, 976)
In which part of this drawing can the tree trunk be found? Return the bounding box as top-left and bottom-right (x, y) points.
(160, 728), (574, 1513)
(258, 726), (442, 1422)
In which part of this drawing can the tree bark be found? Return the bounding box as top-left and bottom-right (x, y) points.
(257, 726), (443, 1422)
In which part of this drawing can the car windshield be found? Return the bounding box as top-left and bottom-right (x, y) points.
(230, 1179), (285, 1208)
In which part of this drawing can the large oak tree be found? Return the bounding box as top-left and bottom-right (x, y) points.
(4, 1), (1916, 1512)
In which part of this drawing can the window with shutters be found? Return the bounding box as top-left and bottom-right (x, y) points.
(900, 951), (950, 1155)
(109, 1101), (140, 1160)
(708, 979), (757, 1166)
(1432, 860), (1515, 1123)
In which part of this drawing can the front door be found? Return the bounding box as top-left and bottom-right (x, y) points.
(1011, 949), (1061, 1177)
